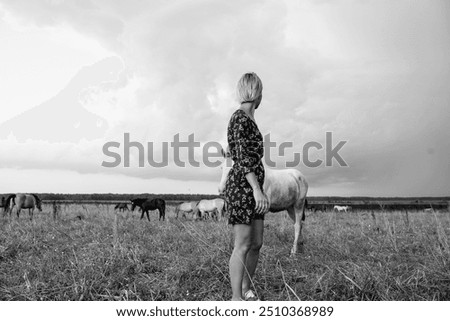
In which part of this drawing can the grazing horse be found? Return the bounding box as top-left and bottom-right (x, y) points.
(130, 198), (166, 221)
(5, 193), (43, 220)
(218, 149), (308, 255)
(114, 202), (129, 212)
(175, 201), (199, 219)
(333, 205), (350, 213)
(194, 198), (226, 221)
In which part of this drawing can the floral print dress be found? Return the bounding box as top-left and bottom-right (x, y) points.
(225, 109), (265, 225)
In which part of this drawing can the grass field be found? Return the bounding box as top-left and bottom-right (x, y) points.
(1, 203), (449, 301)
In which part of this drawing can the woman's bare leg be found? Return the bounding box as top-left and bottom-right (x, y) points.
(242, 219), (264, 295)
(229, 224), (252, 300)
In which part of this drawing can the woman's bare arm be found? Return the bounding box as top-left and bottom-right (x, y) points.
(245, 172), (268, 214)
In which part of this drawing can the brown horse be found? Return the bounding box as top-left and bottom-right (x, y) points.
(130, 198), (166, 221)
(5, 193), (43, 220)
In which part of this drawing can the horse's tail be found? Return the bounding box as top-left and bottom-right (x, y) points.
(160, 199), (166, 214)
(302, 198), (308, 221)
(5, 194), (16, 212)
(292, 170), (308, 222)
(114, 204), (119, 210)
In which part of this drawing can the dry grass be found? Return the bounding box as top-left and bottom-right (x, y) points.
(0, 204), (449, 301)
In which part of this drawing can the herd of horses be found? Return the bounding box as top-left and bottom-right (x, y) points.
(1, 147), (311, 255)
(0, 194), (226, 223)
(113, 198), (226, 221)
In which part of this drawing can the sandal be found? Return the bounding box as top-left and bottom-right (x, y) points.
(244, 289), (260, 301)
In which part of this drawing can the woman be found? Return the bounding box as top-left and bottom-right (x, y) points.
(225, 72), (269, 301)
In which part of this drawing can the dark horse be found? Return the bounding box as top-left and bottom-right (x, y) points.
(130, 198), (166, 221)
(114, 202), (129, 212)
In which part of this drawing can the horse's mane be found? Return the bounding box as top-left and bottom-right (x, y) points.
(31, 193), (41, 204)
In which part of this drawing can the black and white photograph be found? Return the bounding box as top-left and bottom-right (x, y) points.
(0, 0), (449, 317)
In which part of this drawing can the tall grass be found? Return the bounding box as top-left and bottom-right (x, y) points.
(0, 204), (449, 300)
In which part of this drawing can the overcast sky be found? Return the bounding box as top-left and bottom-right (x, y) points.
(0, 0), (449, 196)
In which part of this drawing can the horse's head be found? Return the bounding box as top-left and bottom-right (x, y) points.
(130, 199), (143, 211)
(218, 146), (233, 195)
(32, 194), (43, 211)
(130, 199), (137, 211)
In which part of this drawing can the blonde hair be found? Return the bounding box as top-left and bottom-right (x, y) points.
(236, 72), (263, 104)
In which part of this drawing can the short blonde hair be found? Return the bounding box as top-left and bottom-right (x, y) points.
(236, 72), (263, 104)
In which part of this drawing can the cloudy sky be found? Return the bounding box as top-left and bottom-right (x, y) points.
(0, 0), (449, 196)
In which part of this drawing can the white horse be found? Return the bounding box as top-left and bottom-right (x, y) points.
(218, 150), (308, 255)
(194, 198), (226, 221)
(333, 205), (350, 212)
(175, 201), (199, 219)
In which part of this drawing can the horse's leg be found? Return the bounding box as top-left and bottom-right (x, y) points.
(29, 208), (33, 221)
(146, 210), (150, 221)
(287, 203), (305, 255)
(140, 209), (144, 220)
(161, 205), (165, 221)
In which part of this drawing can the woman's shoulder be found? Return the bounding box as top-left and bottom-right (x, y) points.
(229, 109), (248, 124)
